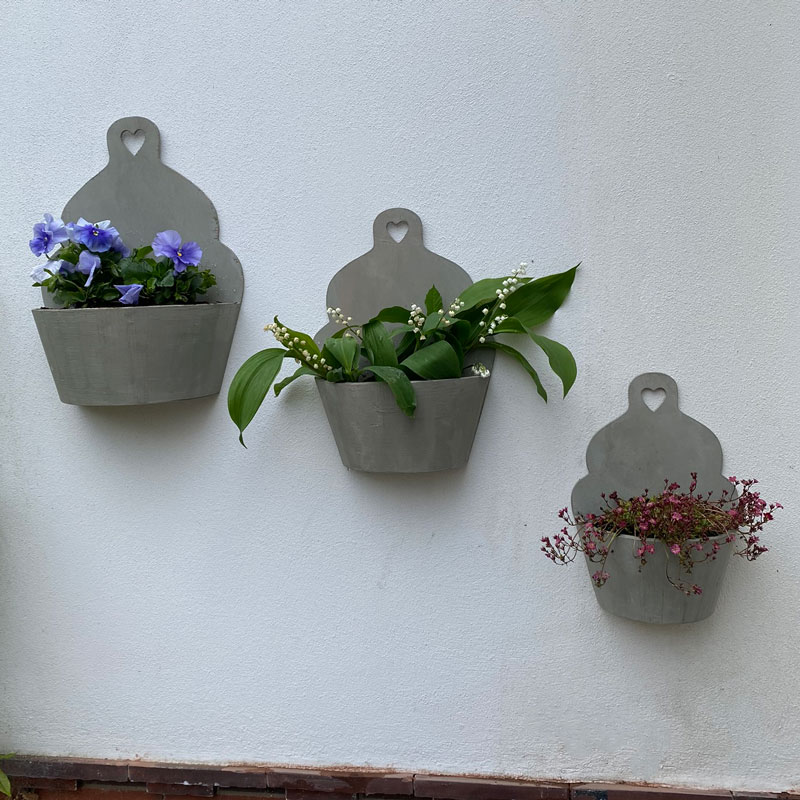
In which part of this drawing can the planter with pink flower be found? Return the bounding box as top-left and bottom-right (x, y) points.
(30, 116), (243, 406)
(541, 373), (782, 623)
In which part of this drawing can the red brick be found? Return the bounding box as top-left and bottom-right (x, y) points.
(130, 766), (266, 791)
(284, 792), (354, 800)
(146, 785), (214, 798)
(731, 794), (782, 799)
(572, 786), (732, 800)
(31, 788), (148, 800)
(9, 779), (78, 791)
(413, 775), (569, 800)
(268, 769), (412, 796)
(2, 759), (128, 782)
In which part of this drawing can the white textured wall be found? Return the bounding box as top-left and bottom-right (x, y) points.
(1, 0), (798, 793)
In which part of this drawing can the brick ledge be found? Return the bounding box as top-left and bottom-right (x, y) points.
(2, 757), (797, 800)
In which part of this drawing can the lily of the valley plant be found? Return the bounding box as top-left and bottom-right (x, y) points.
(29, 214), (216, 307)
(541, 475), (782, 595)
(229, 262), (578, 445)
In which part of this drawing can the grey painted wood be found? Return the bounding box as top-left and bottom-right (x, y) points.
(33, 304), (240, 406)
(571, 373), (735, 623)
(34, 117), (243, 405)
(316, 376), (490, 472)
(585, 534), (733, 624)
(48, 116), (243, 306)
(315, 208), (476, 344)
(313, 208), (493, 472)
(571, 373), (731, 516)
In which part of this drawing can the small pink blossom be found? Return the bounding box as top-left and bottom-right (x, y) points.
(543, 476), (781, 596)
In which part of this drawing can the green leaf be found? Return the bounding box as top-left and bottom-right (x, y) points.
(425, 285), (443, 315)
(371, 306), (411, 324)
(492, 317), (577, 397)
(158, 273), (175, 287)
(274, 365), (317, 396)
(323, 335), (359, 373)
(362, 320), (398, 367)
(325, 367), (345, 382)
(422, 310), (444, 333)
(0, 770), (8, 797)
(454, 278), (507, 311)
(480, 340), (548, 401)
(528, 332), (576, 397)
(228, 348), (287, 446)
(401, 340), (462, 380)
(503, 264), (578, 328)
(362, 365), (417, 417)
(492, 316), (527, 335)
(393, 330), (417, 361)
(274, 317), (321, 358)
(447, 318), (473, 345)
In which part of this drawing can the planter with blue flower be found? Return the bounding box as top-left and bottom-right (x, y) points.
(30, 117), (243, 406)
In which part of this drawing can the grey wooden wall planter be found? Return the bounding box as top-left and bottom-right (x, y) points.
(33, 117), (243, 406)
(314, 208), (492, 473)
(317, 376), (490, 473)
(583, 532), (732, 624)
(571, 373), (736, 624)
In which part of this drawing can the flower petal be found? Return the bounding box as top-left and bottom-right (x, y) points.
(152, 230), (181, 257)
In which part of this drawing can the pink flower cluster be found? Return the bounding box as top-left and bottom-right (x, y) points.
(541, 475), (782, 595)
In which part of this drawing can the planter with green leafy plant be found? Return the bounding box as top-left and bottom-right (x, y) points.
(229, 262), (578, 472)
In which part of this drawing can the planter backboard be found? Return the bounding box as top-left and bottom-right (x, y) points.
(44, 116), (243, 306)
(314, 208), (476, 344)
(571, 373), (733, 517)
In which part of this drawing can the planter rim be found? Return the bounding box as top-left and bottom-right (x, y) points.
(33, 301), (239, 312)
(315, 374), (490, 387)
(595, 529), (734, 545)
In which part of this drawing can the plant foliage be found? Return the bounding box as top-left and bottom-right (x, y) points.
(542, 475), (782, 595)
(28, 215), (216, 308)
(229, 262), (579, 445)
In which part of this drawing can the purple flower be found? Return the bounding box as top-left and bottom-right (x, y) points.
(67, 218), (119, 252)
(110, 234), (130, 257)
(30, 263), (50, 282)
(58, 260), (76, 275)
(115, 284), (143, 305)
(29, 213), (68, 256)
(77, 250), (101, 287)
(151, 230), (202, 273)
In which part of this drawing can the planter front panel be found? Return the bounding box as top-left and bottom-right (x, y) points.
(33, 304), (240, 405)
(316, 376), (490, 473)
(587, 533), (733, 624)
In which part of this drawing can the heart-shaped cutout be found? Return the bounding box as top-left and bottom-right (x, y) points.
(387, 221), (408, 243)
(642, 388), (666, 411)
(121, 129), (145, 156)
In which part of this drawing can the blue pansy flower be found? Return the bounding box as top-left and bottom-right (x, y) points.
(110, 234), (130, 257)
(29, 213), (68, 256)
(30, 263), (50, 282)
(115, 284), (143, 305)
(58, 260), (76, 275)
(67, 218), (119, 252)
(77, 250), (101, 287)
(152, 230), (202, 273)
